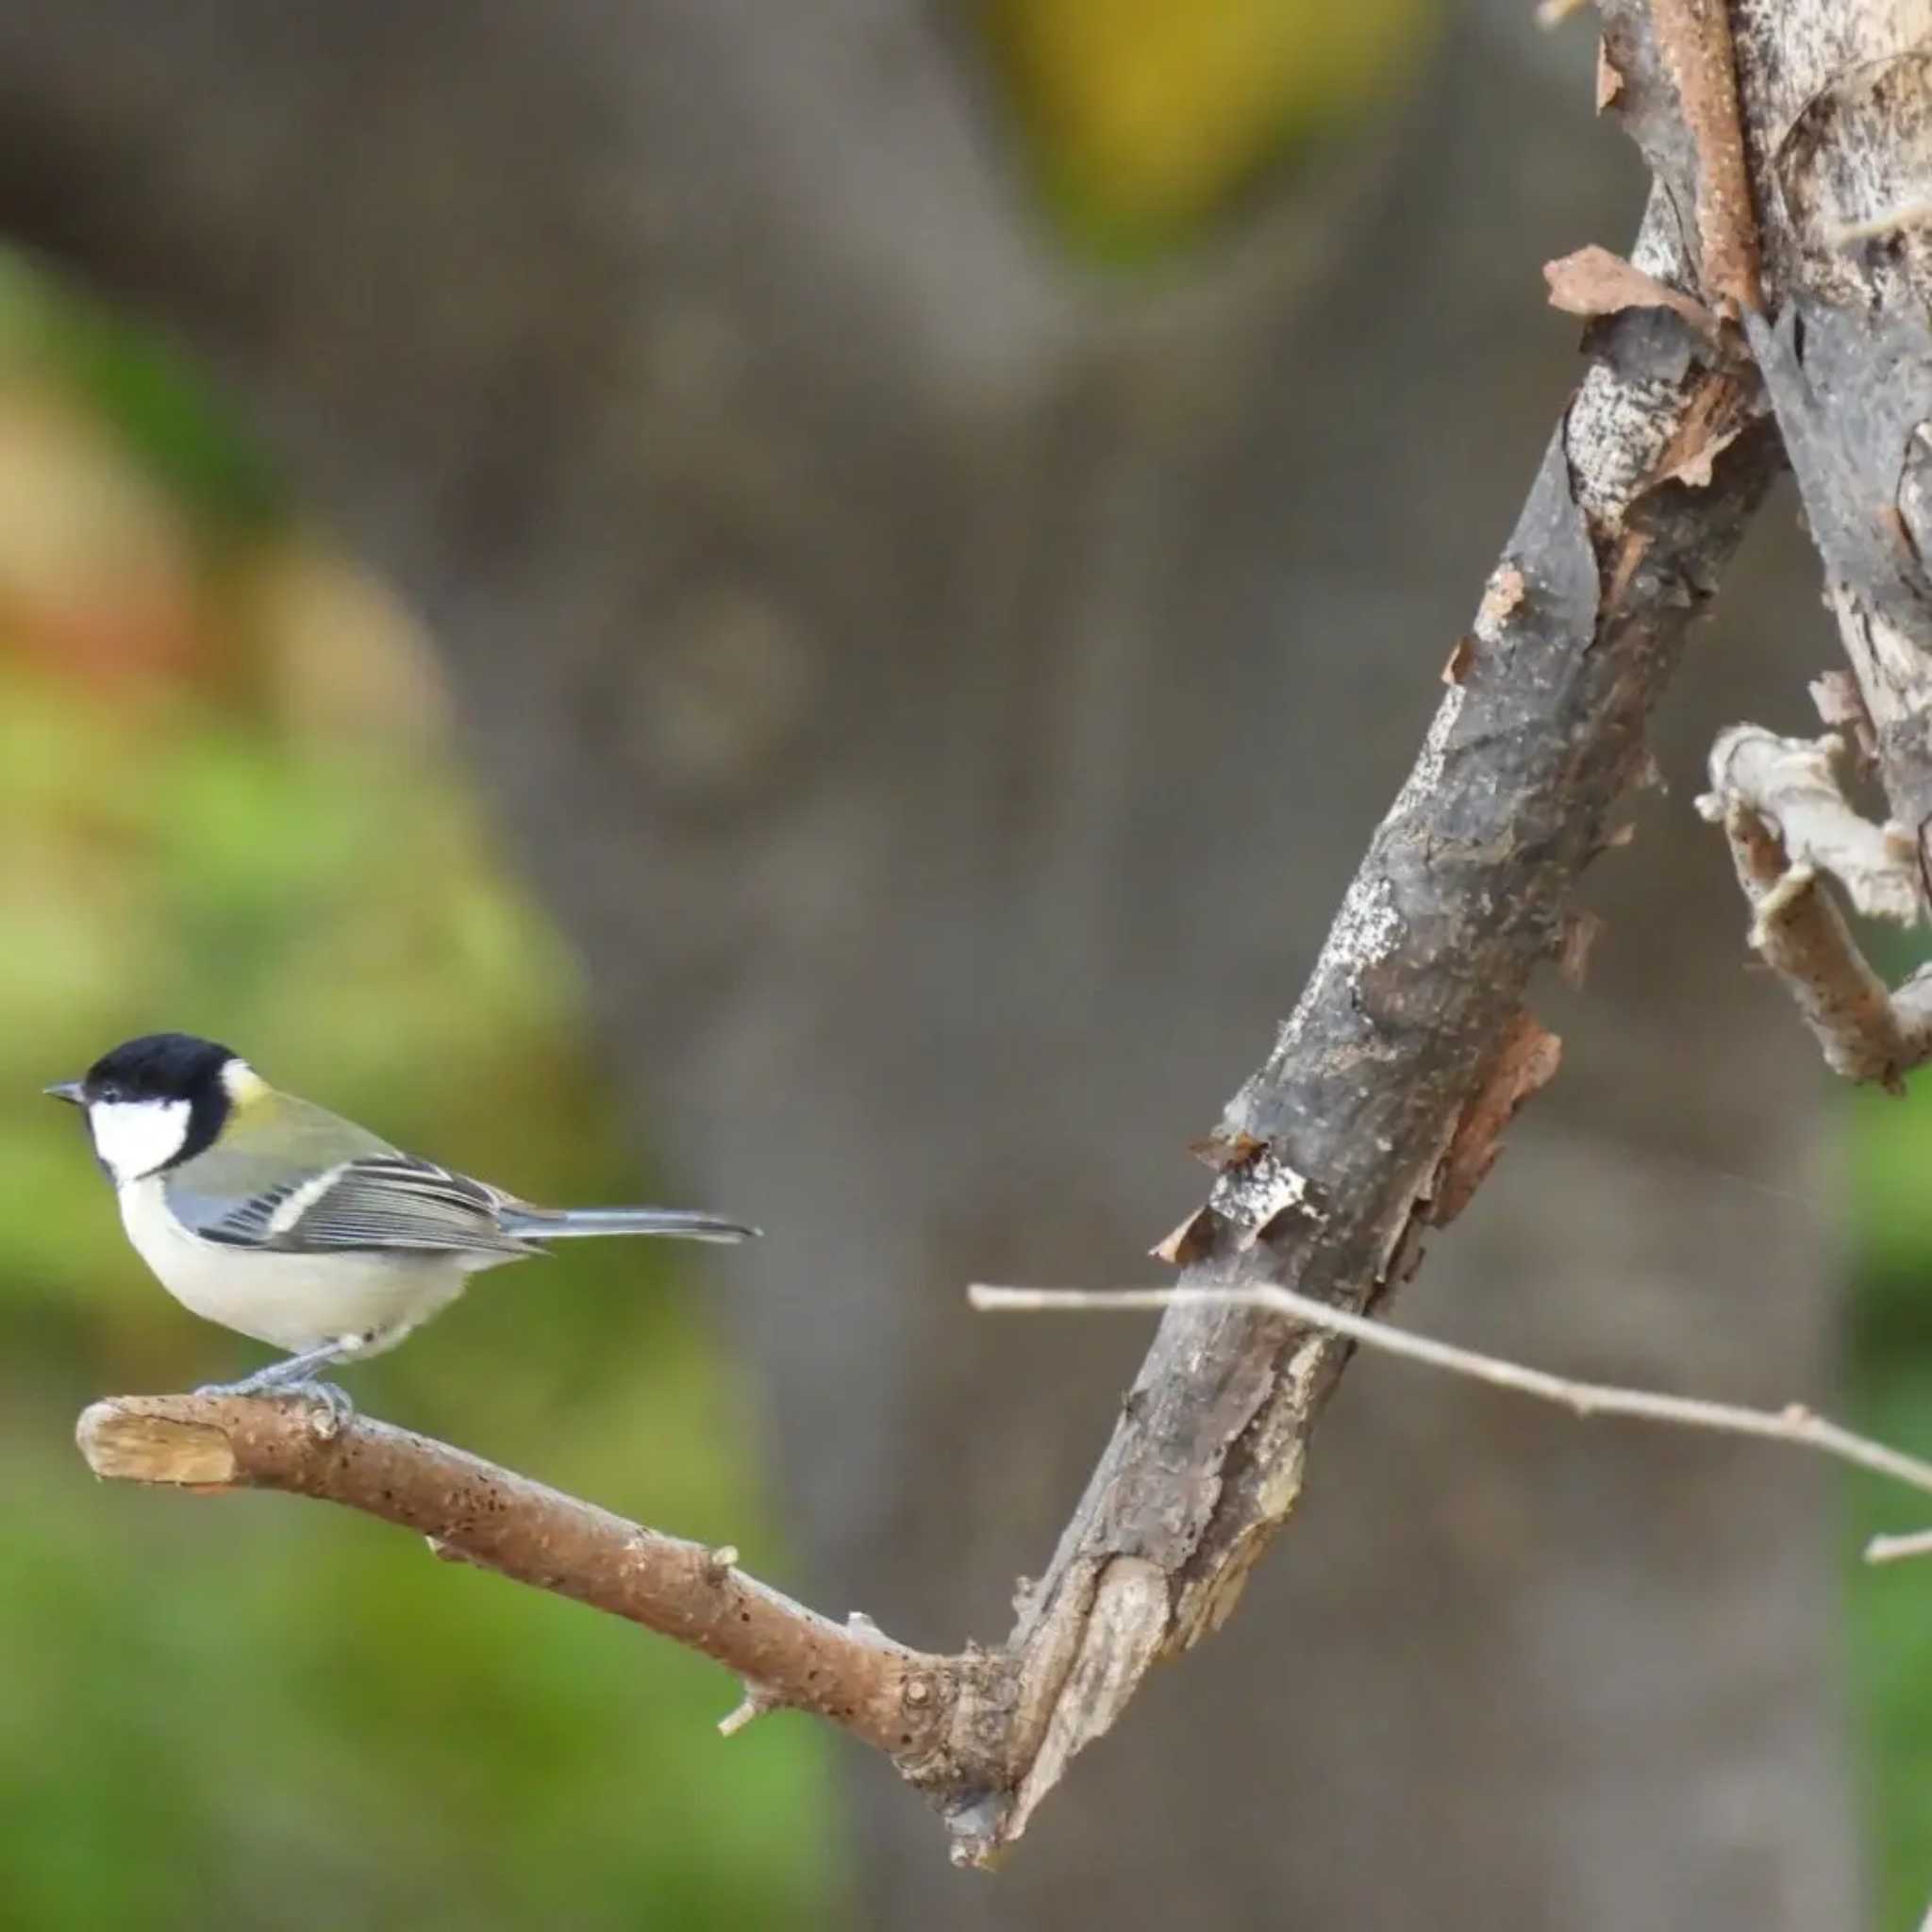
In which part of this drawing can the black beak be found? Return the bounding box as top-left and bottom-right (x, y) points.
(43, 1080), (85, 1105)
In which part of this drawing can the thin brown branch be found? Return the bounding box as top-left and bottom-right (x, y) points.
(969, 1284), (1932, 1505)
(1647, 0), (1762, 313)
(75, 1395), (986, 1784)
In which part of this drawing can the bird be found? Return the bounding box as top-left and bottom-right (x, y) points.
(46, 1031), (758, 1413)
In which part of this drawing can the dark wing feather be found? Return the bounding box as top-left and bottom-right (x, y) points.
(188, 1155), (536, 1257)
(197, 1178), (301, 1246)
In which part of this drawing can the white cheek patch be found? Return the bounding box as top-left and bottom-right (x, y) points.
(88, 1099), (192, 1183)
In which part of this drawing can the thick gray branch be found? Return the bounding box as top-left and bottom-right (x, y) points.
(969, 186), (1782, 1858)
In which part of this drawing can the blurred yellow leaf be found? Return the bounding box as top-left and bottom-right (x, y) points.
(984, 0), (1435, 247)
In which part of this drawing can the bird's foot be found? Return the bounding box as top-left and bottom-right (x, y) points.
(193, 1370), (356, 1439)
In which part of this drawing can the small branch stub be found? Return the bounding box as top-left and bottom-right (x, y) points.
(718, 1682), (781, 1737)
(1697, 724), (1932, 1086)
(1701, 725), (1920, 923)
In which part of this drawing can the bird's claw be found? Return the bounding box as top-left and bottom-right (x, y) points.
(293, 1380), (356, 1438)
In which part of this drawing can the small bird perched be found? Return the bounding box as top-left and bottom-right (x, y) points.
(47, 1032), (758, 1410)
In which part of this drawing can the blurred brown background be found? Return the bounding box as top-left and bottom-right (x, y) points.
(1, 2), (1929, 1926)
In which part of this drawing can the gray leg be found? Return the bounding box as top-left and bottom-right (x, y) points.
(196, 1341), (358, 1432)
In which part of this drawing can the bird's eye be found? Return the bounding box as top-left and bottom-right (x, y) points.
(99, 1085), (121, 1104)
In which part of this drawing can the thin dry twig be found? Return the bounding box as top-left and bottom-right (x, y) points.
(1867, 1527), (1932, 1565)
(968, 1283), (1932, 1511)
(1821, 198), (1932, 248)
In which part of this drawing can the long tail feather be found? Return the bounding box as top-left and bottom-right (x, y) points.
(500, 1206), (760, 1243)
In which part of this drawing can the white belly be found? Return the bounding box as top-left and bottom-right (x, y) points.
(118, 1176), (502, 1356)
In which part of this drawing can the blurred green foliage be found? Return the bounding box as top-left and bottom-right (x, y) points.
(0, 250), (283, 539)
(1846, 1073), (1932, 1929)
(0, 265), (836, 1929)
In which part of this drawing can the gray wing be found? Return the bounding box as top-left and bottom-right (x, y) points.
(170, 1153), (538, 1257)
